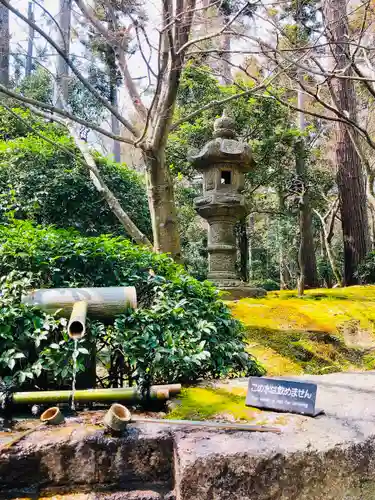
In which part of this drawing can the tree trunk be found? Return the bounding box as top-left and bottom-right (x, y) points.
(111, 91), (121, 164)
(278, 190), (290, 289)
(108, 60), (121, 164)
(70, 126), (152, 247)
(25, 1), (34, 77)
(0, 3), (9, 87)
(105, 20), (121, 164)
(324, 0), (370, 285)
(248, 214), (254, 281)
(295, 139), (319, 294)
(143, 150), (181, 260)
(370, 207), (375, 250)
(314, 207), (343, 286)
(220, 16), (232, 84)
(55, 0), (72, 107)
(238, 217), (249, 282)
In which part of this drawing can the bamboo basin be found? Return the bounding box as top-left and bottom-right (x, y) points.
(40, 406), (65, 425)
(21, 286), (137, 320)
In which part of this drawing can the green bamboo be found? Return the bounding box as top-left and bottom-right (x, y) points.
(12, 384), (181, 405)
(68, 300), (87, 339)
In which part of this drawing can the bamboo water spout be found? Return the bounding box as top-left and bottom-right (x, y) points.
(22, 286), (137, 339)
(68, 300), (87, 339)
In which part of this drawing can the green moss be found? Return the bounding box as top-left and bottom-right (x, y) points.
(166, 388), (260, 422)
(229, 286), (375, 375)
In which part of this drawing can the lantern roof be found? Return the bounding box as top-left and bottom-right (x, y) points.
(189, 109), (255, 171)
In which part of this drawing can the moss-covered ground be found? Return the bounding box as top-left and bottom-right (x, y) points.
(230, 286), (375, 376)
(169, 286), (375, 422)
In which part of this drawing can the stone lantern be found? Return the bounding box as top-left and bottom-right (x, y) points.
(190, 110), (264, 298)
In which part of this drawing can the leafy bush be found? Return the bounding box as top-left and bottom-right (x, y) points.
(175, 184), (207, 280)
(0, 271), (91, 388)
(0, 108), (151, 239)
(0, 221), (263, 390)
(357, 252), (375, 284)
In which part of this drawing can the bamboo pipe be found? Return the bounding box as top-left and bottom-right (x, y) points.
(68, 301), (87, 339)
(21, 286), (137, 321)
(12, 385), (181, 406)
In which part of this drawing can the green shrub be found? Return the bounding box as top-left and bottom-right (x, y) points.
(0, 221), (263, 390)
(0, 271), (90, 388)
(357, 252), (375, 284)
(0, 111), (151, 238)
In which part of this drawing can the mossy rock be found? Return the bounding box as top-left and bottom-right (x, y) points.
(166, 387), (260, 422)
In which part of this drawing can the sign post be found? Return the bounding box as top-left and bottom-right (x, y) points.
(246, 377), (322, 416)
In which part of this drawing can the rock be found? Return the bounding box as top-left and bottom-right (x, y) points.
(174, 372), (375, 499)
(0, 422), (174, 494)
(4, 373), (375, 499)
(220, 286), (267, 300)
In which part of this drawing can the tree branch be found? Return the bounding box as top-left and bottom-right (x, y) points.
(0, 84), (135, 146)
(0, 0), (138, 136)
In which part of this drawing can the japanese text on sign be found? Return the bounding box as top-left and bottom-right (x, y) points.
(246, 377), (318, 416)
(250, 383), (313, 400)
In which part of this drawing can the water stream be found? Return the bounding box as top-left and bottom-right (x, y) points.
(71, 338), (79, 411)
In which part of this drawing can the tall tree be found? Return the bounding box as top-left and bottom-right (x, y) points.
(25, 1), (34, 77)
(323, 0), (370, 285)
(295, 80), (319, 293)
(0, 2), (9, 86)
(0, 0), (270, 260)
(55, 0), (72, 107)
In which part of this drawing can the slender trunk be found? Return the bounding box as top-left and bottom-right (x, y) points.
(104, 18), (122, 164)
(111, 91), (121, 163)
(278, 190), (289, 289)
(220, 16), (232, 84)
(371, 207), (375, 250)
(107, 51), (121, 163)
(314, 208), (342, 286)
(0, 3), (9, 87)
(320, 229), (325, 258)
(248, 214), (254, 281)
(238, 217), (249, 282)
(295, 139), (319, 294)
(324, 0), (369, 285)
(70, 126), (152, 247)
(143, 150), (181, 260)
(25, 1), (34, 77)
(319, 229), (333, 288)
(55, 0), (72, 107)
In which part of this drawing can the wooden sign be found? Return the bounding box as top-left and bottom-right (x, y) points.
(246, 377), (321, 416)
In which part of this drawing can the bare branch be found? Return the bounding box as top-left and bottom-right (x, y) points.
(176, 3), (246, 55)
(0, 84), (135, 146)
(74, 0), (148, 121)
(0, 0), (138, 136)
